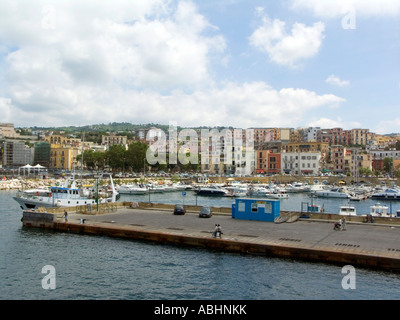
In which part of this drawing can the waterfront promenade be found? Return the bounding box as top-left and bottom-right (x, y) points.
(22, 203), (400, 272)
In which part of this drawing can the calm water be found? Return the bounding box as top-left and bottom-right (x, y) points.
(1, 189), (400, 300)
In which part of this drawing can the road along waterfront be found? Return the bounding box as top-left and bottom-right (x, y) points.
(3, 190), (400, 300)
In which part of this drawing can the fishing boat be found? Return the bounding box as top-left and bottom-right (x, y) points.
(13, 174), (118, 210)
(339, 206), (357, 216)
(369, 203), (390, 217)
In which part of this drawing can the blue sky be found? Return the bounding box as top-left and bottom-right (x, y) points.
(0, 0), (399, 134)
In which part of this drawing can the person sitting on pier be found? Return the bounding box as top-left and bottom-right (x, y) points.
(212, 224), (218, 237)
(334, 218), (342, 230)
(212, 224), (222, 238)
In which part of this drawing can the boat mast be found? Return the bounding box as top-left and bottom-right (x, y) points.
(81, 131), (85, 181)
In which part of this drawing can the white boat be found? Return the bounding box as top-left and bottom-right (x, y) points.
(369, 203), (390, 217)
(314, 187), (350, 199)
(248, 186), (288, 199)
(224, 186), (248, 197)
(13, 174), (119, 210)
(247, 186), (271, 197)
(118, 184), (147, 195)
(339, 206), (357, 216)
(144, 184), (165, 193)
(371, 188), (400, 201)
(267, 188), (289, 199)
(309, 184), (326, 193)
(286, 183), (310, 193)
(172, 182), (188, 191)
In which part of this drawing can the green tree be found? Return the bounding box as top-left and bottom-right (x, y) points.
(105, 145), (127, 171)
(383, 157), (393, 173)
(77, 150), (106, 170)
(126, 141), (148, 171)
(359, 167), (372, 177)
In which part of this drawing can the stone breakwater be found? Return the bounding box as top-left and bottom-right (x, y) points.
(0, 178), (54, 190)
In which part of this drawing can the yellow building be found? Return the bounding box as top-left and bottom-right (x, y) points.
(49, 146), (80, 170)
(44, 135), (81, 147)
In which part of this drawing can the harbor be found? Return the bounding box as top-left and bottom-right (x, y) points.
(7, 173), (400, 272)
(21, 199), (400, 272)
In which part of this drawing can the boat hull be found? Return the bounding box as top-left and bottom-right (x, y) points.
(195, 190), (226, 196)
(371, 194), (400, 200)
(13, 196), (100, 210)
(315, 191), (350, 198)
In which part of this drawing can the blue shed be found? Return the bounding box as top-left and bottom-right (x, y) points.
(232, 198), (280, 222)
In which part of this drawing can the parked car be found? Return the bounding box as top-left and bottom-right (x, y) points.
(199, 206), (212, 218)
(173, 204), (186, 215)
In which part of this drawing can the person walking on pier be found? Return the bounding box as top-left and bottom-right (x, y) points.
(64, 211), (68, 223)
(342, 217), (346, 231)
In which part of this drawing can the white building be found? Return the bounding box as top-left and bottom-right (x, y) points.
(369, 150), (400, 160)
(305, 127), (320, 142)
(281, 152), (321, 175)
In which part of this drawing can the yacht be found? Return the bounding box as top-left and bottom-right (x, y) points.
(247, 186), (272, 197)
(224, 186), (248, 197)
(267, 188), (289, 199)
(314, 187), (350, 199)
(195, 185), (228, 196)
(371, 188), (400, 200)
(286, 182), (310, 193)
(13, 174), (119, 210)
(118, 184), (147, 195)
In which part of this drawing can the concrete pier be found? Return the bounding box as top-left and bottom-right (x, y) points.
(21, 202), (400, 272)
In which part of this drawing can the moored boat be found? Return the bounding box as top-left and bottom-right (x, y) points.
(315, 187), (350, 199)
(118, 184), (147, 195)
(195, 185), (228, 196)
(371, 188), (400, 201)
(339, 206), (357, 216)
(13, 174), (118, 210)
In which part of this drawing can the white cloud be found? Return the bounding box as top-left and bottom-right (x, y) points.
(326, 75), (350, 87)
(0, 0), (346, 130)
(374, 118), (400, 134)
(1, 0), (225, 92)
(291, 0), (400, 18)
(0, 97), (13, 122)
(2, 81), (346, 129)
(308, 117), (361, 129)
(249, 15), (325, 67)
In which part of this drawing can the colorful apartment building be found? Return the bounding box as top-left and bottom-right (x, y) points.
(49, 147), (80, 170)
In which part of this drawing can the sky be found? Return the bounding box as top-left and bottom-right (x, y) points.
(0, 0), (399, 134)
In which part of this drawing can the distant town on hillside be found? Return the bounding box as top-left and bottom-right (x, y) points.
(1, 122), (400, 178)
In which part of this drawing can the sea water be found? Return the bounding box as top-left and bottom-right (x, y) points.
(1, 190), (400, 300)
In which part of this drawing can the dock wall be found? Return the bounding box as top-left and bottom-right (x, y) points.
(50, 221), (400, 271)
(20, 210), (400, 272)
